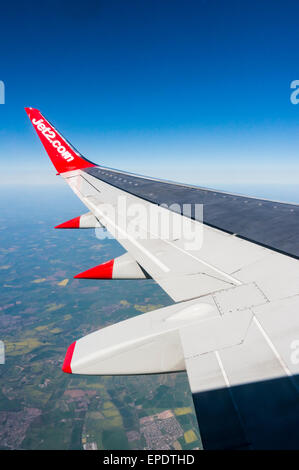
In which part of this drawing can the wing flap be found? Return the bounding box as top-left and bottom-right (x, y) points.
(183, 295), (299, 449)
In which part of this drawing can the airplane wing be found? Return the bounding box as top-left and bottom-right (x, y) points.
(25, 107), (299, 449)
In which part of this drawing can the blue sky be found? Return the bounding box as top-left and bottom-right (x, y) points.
(1, 0), (299, 197)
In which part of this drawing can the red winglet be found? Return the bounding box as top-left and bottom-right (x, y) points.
(55, 216), (80, 229)
(25, 107), (96, 174)
(62, 341), (76, 374)
(74, 259), (114, 279)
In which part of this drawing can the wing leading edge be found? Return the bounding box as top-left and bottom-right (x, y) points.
(26, 108), (299, 449)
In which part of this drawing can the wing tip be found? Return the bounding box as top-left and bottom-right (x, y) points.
(24, 107), (39, 116)
(25, 107), (96, 173)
